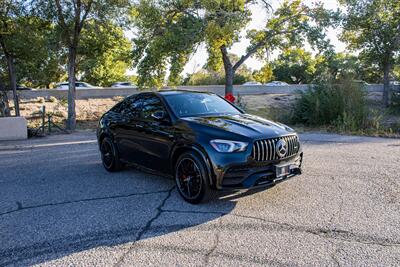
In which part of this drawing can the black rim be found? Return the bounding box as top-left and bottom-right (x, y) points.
(176, 158), (202, 200)
(101, 140), (114, 168)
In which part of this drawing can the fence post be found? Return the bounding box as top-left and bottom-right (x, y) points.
(48, 114), (52, 133)
(41, 105), (46, 135)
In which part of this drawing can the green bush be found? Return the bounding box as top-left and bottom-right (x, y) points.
(390, 92), (400, 114)
(291, 78), (368, 131)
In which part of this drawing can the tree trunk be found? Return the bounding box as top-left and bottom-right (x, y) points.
(0, 78), (11, 117)
(6, 54), (20, 116)
(66, 46), (77, 130)
(221, 46), (234, 95)
(382, 62), (391, 107)
(225, 67), (234, 95)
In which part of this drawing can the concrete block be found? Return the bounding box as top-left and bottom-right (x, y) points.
(0, 117), (28, 141)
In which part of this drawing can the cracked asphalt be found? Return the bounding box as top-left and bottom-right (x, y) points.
(0, 132), (399, 266)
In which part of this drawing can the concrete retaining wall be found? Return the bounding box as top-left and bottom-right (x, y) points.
(0, 117), (27, 141)
(9, 84), (398, 100)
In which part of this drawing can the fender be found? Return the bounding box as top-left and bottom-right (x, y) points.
(170, 143), (215, 187)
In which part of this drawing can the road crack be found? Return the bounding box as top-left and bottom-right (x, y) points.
(161, 209), (400, 248)
(113, 186), (175, 266)
(0, 189), (174, 217)
(203, 215), (223, 266)
(328, 177), (344, 226)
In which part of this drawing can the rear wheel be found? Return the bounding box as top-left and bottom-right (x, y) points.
(175, 151), (217, 204)
(100, 136), (123, 172)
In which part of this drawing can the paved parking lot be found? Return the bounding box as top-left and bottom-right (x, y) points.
(0, 132), (399, 266)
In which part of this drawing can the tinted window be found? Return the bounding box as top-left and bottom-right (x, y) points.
(118, 96), (143, 117)
(164, 93), (241, 118)
(141, 96), (165, 120)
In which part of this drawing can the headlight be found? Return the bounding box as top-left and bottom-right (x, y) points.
(210, 139), (248, 153)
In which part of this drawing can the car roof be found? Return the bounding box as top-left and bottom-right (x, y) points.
(156, 90), (215, 96)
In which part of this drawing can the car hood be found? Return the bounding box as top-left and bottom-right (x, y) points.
(181, 113), (295, 139)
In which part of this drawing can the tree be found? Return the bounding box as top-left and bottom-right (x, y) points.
(78, 22), (132, 86)
(131, 0), (333, 95)
(272, 48), (315, 84)
(340, 0), (400, 106)
(0, 0), (25, 116)
(184, 53), (253, 86)
(35, 0), (131, 130)
(314, 51), (382, 83)
(253, 64), (274, 84)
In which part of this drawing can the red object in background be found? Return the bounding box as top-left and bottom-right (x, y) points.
(225, 93), (235, 103)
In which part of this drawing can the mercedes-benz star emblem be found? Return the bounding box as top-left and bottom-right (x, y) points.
(276, 139), (287, 158)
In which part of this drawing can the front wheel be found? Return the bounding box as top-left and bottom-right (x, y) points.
(175, 151), (217, 204)
(100, 136), (123, 172)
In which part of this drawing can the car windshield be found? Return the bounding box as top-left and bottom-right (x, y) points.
(164, 93), (242, 118)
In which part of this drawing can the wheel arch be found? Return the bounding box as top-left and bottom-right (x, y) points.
(98, 131), (114, 149)
(170, 144), (215, 188)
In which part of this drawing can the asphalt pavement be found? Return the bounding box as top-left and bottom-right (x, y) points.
(0, 132), (399, 266)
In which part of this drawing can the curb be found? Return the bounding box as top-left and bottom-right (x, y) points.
(0, 140), (97, 151)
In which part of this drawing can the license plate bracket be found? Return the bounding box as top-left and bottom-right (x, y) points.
(275, 164), (290, 178)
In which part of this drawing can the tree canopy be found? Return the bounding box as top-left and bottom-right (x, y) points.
(131, 0), (335, 94)
(340, 0), (400, 106)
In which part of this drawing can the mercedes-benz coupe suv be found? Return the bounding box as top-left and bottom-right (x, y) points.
(97, 90), (303, 203)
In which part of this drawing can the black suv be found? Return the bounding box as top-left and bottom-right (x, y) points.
(97, 90), (303, 203)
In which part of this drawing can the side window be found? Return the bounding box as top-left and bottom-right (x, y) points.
(125, 96), (143, 118)
(118, 96), (143, 117)
(141, 96), (165, 120)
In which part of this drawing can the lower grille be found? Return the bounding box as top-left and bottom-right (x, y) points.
(251, 135), (300, 161)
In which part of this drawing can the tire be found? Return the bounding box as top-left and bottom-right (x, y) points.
(100, 136), (123, 172)
(175, 151), (217, 204)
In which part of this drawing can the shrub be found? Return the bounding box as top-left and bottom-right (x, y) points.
(235, 93), (247, 110)
(48, 96), (58, 103)
(291, 78), (368, 131)
(390, 92), (400, 114)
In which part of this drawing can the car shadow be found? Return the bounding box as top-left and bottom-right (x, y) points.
(0, 161), (276, 266)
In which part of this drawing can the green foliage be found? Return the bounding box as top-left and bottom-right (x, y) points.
(78, 22), (132, 86)
(0, 1), (64, 88)
(253, 64), (274, 84)
(340, 0), (400, 66)
(131, 0), (205, 88)
(184, 68), (252, 86)
(313, 51), (382, 84)
(390, 92), (400, 114)
(340, 0), (400, 105)
(272, 48), (315, 84)
(132, 0), (335, 90)
(185, 53), (253, 86)
(291, 78), (368, 131)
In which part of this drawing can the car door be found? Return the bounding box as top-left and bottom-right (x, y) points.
(135, 94), (175, 172)
(112, 95), (143, 163)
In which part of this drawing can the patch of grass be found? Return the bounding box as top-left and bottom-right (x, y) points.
(246, 106), (291, 124)
(59, 99), (68, 106)
(48, 96), (58, 103)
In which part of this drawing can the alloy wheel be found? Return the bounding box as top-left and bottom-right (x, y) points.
(175, 158), (203, 200)
(101, 139), (114, 169)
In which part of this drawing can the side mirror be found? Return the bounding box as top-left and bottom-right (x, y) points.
(151, 110), (166, 121)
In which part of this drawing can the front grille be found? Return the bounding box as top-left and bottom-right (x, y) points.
(251, 135), (300, 162)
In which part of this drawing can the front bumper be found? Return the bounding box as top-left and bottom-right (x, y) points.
(211, 152), (303, 190)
